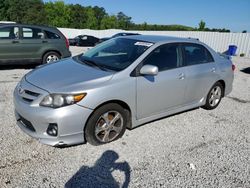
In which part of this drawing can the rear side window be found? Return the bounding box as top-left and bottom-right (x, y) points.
(0, 26), (19, 39)
(44, 30), (60, 39)
(22, 27), (44, 39)
(143, 43), (182, 71)
(182, 43), (214, 66)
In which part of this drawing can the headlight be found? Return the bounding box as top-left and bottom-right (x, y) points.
(40, 93), (86, 108)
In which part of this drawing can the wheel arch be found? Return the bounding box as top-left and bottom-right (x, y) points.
(83, 99), (132, 141)
(217, 79), (226, 97)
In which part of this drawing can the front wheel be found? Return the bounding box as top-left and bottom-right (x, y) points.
(203, 82), (224, 110)
(85, 103), (128, 146)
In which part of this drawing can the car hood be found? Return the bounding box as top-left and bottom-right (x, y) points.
(25, 58), (114, 93)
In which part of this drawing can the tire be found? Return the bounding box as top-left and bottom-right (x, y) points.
(203, 82), (224, 110)
(85, 103), (128, 146)
(42, 51), (60, 64)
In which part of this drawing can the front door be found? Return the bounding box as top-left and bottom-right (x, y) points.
(0, 26), (21, 63)
(136, 43), (187, 119)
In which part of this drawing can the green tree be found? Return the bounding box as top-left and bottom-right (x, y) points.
(68, 4), (88, 28)
(85, 8), (98, 29)
(93, 6), (107, 29)
(22, 0), (46, 25)
(0, 0), (46, 24)
(44, 1), (71, 27)
(198, 20), (206, 31)
(117, 12), (132, 29)
(100, 15), (118, 29)
(0, 0), (9, 21)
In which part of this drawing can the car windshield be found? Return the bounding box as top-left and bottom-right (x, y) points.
(80, 38), (153, 71)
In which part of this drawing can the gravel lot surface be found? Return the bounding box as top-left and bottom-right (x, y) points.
(0, 47), (249, 188)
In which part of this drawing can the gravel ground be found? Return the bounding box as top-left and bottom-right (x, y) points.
(0, 47), (249, 188)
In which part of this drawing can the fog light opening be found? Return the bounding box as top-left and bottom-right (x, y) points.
(47, 123), (58, 136)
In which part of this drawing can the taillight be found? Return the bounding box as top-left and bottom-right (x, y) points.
(232, 64), (235, 72)
(59, 31), (69, 49)
(65, 37), (69, 49)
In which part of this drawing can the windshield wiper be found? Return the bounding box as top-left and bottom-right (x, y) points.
(80, 57), (107, 71)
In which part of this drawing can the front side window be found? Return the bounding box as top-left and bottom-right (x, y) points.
(182, 43), (214, 66)
(79, 38), (153, 71)
(0, 26), (19, 39)
(22, 27), (44, 39)
(143, 43), (181, 71)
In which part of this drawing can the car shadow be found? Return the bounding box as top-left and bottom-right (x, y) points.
(0, 64), (37, 70)
(240, 67), (250, 74)
(65, 150), (131, 188)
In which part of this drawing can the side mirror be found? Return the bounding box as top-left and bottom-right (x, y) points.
(140, 65), (158, 76)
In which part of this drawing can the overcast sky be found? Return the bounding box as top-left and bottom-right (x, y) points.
(46, 0), (250, 32)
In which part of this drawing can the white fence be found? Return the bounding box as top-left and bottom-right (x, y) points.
(59, 28), (250, 58)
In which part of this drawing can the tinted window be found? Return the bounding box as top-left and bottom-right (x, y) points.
(183, 44), (214, 66)
(45, 30), (60, 39)
(22, 27), (44, 39)
(143, 43), (181, 71)
(0, 26), (19, 39)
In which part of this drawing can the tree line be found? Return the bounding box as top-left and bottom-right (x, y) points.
(0, 0), (231, 32)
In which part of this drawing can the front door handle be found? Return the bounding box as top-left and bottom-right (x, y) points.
(12, 40), (19, 44)
(178, 73), (185, 80)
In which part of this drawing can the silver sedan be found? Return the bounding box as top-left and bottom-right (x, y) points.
(13, 35), (234, 146)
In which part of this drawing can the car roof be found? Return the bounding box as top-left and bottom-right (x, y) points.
(122, 35), (201, 44)
(117, 32), (139, 35)
(0, 23), (58, 32)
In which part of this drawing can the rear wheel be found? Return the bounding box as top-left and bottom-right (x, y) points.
(42, 52), (60, 64)
(85, 103), (128, 146)
(203, 82), (223, 110)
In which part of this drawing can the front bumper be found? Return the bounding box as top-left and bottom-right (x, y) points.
(13, 79), (93, 146)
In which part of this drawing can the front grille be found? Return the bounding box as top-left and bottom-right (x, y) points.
(24, 90), (40, 97)
(19, 89), (40, 103)
(22, 97), (33, 103)
(19, 115), (36, 132)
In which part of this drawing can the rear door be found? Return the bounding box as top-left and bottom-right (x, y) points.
(19, 26), (45, 61)
(181, 43), (218, 105)
(0, 26), (21, 63)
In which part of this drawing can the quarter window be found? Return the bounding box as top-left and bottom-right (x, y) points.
(143, 43), (181, 71)
(182, 44), (214, 66)
(0, 26), (19, 39)
(44, 30), (60, 39)
(22, 27), (44, 39)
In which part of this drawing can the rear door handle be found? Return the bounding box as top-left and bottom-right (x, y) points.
(211, 68), (216, 73)
(178, 73), (185, 80)
(12, 40), (19, 44)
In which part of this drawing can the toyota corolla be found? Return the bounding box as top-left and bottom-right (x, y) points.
(13, 35), (234, 146)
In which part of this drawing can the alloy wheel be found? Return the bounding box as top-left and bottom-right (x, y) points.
(209, 86), (222, 107)
(95, 111), (124, 143)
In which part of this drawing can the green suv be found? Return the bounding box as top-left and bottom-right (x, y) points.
(0, 24), (71, 65)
